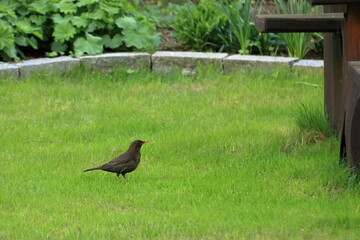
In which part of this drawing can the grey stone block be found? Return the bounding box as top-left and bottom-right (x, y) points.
(224, 55), (298, 72)
(0, 63), (19, 79)
(79, 52), (151, 72)
(17, 56), (80, 78)
(151, 51), (228, 73)
(292, 59), (324, 69)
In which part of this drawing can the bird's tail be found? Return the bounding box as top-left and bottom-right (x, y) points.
(83, 167), (101, 172)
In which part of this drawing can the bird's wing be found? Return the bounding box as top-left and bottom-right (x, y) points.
(107, 152), (134, 165)
(97, 151), (139, 173)
(99, 152), (135, 171)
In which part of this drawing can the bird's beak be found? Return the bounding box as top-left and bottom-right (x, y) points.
(142, 140), (148, 144)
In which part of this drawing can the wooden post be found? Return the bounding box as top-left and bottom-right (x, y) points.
(342, 3), (360, 169)
(323, 5), (346, 131)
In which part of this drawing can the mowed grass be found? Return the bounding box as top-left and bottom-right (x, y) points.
(1, 66), (359, 239)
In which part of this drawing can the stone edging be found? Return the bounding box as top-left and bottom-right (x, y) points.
(0, 51), (324, 79)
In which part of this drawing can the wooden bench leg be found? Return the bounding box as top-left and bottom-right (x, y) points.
(344, 63), (360, 171)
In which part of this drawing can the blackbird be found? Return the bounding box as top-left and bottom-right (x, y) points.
(84, 140), (147, 179)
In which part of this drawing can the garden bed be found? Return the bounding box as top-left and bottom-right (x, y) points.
(0, 0), (324, 62)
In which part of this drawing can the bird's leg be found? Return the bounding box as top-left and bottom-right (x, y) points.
(116, 173), (120, 178)
(122, 173), (128, 181)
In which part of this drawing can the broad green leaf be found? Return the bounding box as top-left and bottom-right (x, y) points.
(3, 45), (18, 60)
(122, 2), (136, 13)
(55, 0), (77, 14)
(30, 0), (52, 15)
(52, 13), (73, 24)
(115, 17), (137, 30)
(32, 28), (43, 40)
(14, 20), (43, 40)
(99, 2), (119, 15)
(0, 0), (19, 10)
(76, 0), (96, 7)
(29, 15), (46, 25)
(28, 36), (38, 49)
(116, 17), (161, 50)
(0, 4), (17, 17)
(71, 16), (88, 28)
(46, 51), (59, 57)
(80, 12), (90, 20)
(51, 41), (68, 52)
(74, 33), (103, 56)
(136, 14), (156, 32)
(90, 8), (105, 20)
(53, 23), (76, 42)
(15, 36), (28, 46)
(103, 34), (122, 49)
(119, 30), (147, 49)
(87, 20), (105, 32)
(152, 34), (161, 48)
(0, 25), (14, 50)
(137, 24), (151, 35)
(32, 26), (43, 40)
(15, 21), (34, 34)
(16, 7), (27, 17)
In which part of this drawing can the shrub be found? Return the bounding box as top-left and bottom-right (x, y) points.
(0, 0), (53, 60)
(170, 0), (228, 51)
(138, 3), (182, 29)
(251, 32), (286, 56)
(169, 0), (282, 55)
(170, 0), (252, 53)
(0, 0), (161, 61)
(217, 0), (260, 55)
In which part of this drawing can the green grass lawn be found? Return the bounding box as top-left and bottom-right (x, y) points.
(1, 66), (359, 239)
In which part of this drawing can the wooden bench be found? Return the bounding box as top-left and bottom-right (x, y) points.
(255, 0), (360, 171)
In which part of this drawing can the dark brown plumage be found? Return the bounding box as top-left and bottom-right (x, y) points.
(84, 140), (147, 179)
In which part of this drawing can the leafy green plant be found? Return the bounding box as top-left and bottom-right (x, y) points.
(51, 0), (161, 56)
(170, 0), (228, 51)
(0, 0), (53, 61)
(274, 0), (318, 58)
(0, 0), (161, 61)
(169, 0), (280, 55)
(217, 0), (260, 55)
(138, 4), (183, 29)
(251, 32), (286, 56)
(115, 16), (161, 51)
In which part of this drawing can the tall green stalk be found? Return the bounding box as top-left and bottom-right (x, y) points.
(217, 0), (260, 54)
(274, 0), (315, 59)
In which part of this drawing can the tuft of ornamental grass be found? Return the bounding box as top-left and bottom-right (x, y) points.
(294, 101), (335, 139)
(0, 65), (359, 239)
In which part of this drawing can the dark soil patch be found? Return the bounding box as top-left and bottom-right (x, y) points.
(157, 27), (188, 51)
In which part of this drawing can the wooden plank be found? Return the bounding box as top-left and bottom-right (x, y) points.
(307, 0), (360, 5)
(255, 13), (344, 33)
